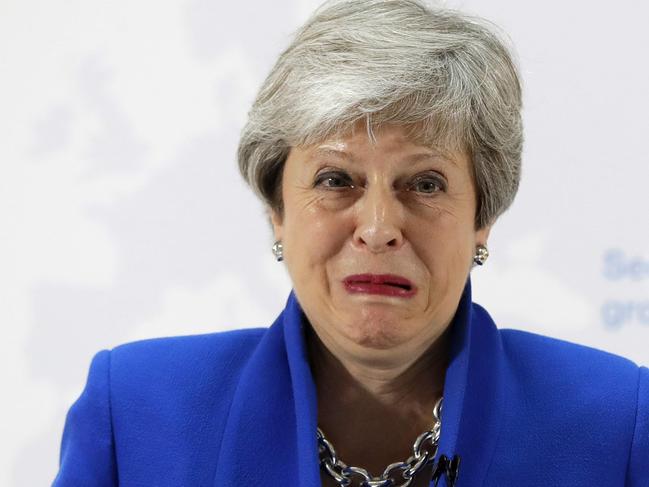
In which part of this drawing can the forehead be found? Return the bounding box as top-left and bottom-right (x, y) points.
(299, 124), (466, 168)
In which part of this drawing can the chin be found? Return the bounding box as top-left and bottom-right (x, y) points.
(341, 315), (414, 351)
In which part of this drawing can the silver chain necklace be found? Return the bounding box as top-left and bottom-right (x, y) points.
(317, 397), (443, 487)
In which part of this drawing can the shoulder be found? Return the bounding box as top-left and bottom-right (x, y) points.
(497, 327), (642, 423)
(470, 300), (643, 394)
(499, 326), (640, 378)
(490, 327), (649, 481)
(55, 328), (270, 484)
(104, 328), (268, 405)
(111, 327), (267, 365)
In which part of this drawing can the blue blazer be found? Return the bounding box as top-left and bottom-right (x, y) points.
(53, 281), (649, 486)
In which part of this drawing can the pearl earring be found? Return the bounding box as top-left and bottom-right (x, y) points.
(272, 240), (284, 262)
(473, 244), (489, 266)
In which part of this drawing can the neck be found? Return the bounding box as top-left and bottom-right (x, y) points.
(307, 326), (448, 404)
(307, 324), (450, 475)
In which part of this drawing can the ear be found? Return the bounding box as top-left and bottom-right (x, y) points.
(475, 224), (491, 247)
(269, 207), (284, 241)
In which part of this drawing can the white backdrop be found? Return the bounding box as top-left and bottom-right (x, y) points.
(2, 0), (648, 484)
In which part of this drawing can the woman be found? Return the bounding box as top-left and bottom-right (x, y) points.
(53, 0), (648, 486)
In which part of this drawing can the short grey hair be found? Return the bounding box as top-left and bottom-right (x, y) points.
(238, 0), (523, 229)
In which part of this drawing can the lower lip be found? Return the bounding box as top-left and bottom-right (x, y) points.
(343, 282), (416, 298)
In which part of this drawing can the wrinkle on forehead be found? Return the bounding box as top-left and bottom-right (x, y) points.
(309, 129), (464, 169)
(304, 120), (465, 154)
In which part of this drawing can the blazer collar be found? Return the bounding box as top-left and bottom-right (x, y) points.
(436, 280), (506, 486)
(212, 292), (320, 486)
(213, 279), (505, 486)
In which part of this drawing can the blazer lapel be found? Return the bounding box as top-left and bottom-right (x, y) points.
(212, 292), (319, 486)
(436, 279), (506, 486)
(283, 292), (321, 485)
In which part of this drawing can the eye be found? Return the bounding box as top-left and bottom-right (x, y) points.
(314, 171), (355, 189)
(408, 174), (446, 194)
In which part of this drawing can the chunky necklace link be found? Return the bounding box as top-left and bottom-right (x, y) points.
(317, 397), (443, 487)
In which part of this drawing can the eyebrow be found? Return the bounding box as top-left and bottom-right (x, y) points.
(310, 147), (458, 167)
(403, 152), (459, 167)
(311, 147), (354, 161)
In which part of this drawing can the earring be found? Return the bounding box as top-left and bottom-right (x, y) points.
(272, 240), (284, 262)
(473, 244), (489, 266)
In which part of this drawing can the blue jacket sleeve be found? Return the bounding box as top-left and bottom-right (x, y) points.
(52, 350), (118, 487)
(627, 366), (649, 486)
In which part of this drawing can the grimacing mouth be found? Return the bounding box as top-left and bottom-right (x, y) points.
(344, 274), (415, 292)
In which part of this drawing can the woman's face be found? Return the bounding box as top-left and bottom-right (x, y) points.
(271, 124), (490, 356)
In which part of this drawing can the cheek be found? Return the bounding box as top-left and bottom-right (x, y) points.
(284, 202), (351, 267)
(412, 212), (476, 270)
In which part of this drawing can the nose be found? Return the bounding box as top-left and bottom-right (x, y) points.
(352, 185), (405, 253)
